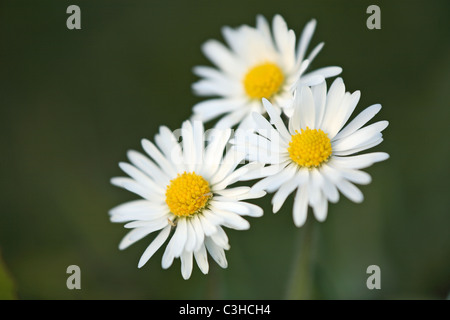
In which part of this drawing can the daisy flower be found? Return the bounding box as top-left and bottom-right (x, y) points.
(233, 78), (389, 227)
(109, 120), (265, 279)
(192, 14), (342, 129)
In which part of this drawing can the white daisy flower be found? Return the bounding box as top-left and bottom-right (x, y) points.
(110, 120), (265, 279)
(233, 78), (389, 227)
(192, 14), (342, 129)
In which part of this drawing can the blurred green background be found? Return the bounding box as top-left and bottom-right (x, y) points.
(0, 0), (449, 299)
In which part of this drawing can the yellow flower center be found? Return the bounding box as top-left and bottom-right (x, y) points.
(243, 62), (284, 100)
(165, 172), (212, 217)
(288, 127), (332, 168)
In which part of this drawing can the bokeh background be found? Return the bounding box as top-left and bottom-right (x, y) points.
(0, 0), (449, 299)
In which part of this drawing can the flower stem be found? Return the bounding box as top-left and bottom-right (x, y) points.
(285, 220), (315, 300)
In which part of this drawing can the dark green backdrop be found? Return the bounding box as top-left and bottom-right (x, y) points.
(0, 0), (449, 299)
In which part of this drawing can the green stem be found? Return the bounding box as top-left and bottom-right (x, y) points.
(285, 220), (315, 300)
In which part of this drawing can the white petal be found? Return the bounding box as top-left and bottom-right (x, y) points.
(124, 217), (169, 229)
(126, 151), (169, 192)
(180, 120), (195, 172)
(202, 127), (232, 179)
(210, 200), (263, 217)
(332, 136), (383, 156)
(326, 90), (361, 139)
(205, 237), (228, 268)
(331, 152), (390, 169)
(302, 66), (342, 80)
(190, 215), (205, 252)
(192, 120), (205, 172)
(332, 121), (388, 152)
(138, 225), (171, 268)
(198, 213), (218, 236)
(110, 177), (156, 201)
(214, 108), (249, 129)
(119, 162), (161, 192)
(193, 98), (244, 122)
(184, 219), (197, 252)
(335, 179), (364, 203)
(297, 85), (316, 129)
(180, 251), (193, 280)
(252, 162), (297, 193)
(320, 172), (340, 203)
(166, 218), (188, 258)
(211, 208), (250, 230)
(312, 193), (328, 222)
(333, 104), (382, 141)
(293, 186), (309, 227)
(340, 168), (372, 185)
(306, 42), (324, 63)
(262, 98), (291, 142)
(154, 126), (184, 173)
(272, 175), (299, 213)
(311, 80), (327, 129)
(119, 226), (164, 250)
(141, 139), (178, 178)
(209, 225), (230, 250)
(320, 78), (346, 134)
(296, 19), (316, 64)
(194, 244), (209, 274)
(202, 39), (243, 75)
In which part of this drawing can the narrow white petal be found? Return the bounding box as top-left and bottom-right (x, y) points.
(198, 213), (218, 236)
(327, 90), (361, 139)
(332, 121), (388, 152)
(180, 251), (193, 280)
(126, 150), (169, 192)
(194, 244), (209, 274)
(184, 219), (197, 253)
(335, 179), (364, 203)
(180, 120), (195, 172)
(166, 218), (188, 258)
(209, 226), (230, 250)
(339, 168), (372, 185)
(119, 226), (165, 250)
(331, 152), (389, 169)
(191, 215), (205, 252)
(193, 98), (244, 122)
(333, 104), (382, 141)
(293, 186), (309, 227)
(296, 19), (316, 64)
(320, 171), (340, 203)
(306, 42), (324, 63)
(262, 99), (291, 142)
(214, 108), (249, 129)
(272, 175), (299, 213)
(110, 177), (156, 201)
(124, 218), (169, 230)
(210, 147), (246, 185)
(141, 139), (178, 178)
(320, 78), (346, 134)
(302, 66), (342, 80)
(211, 208), (250, 230)
(297, 86), (316, 129)
(312, 193), (328, 222)
(202, 39), (243, 75)
(192, 120), (205, 172)
(118, 162), (161, 192)
(210, 200), (263, 217)
(205, 237), (228, 268)
(138, 225), (171, 268)
(311, 80), (327, 129)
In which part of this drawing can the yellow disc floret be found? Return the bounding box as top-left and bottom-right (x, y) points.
(288, 127), (332, 168)
(243, 62), (284, 100)
(165, 172), (212, 217)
